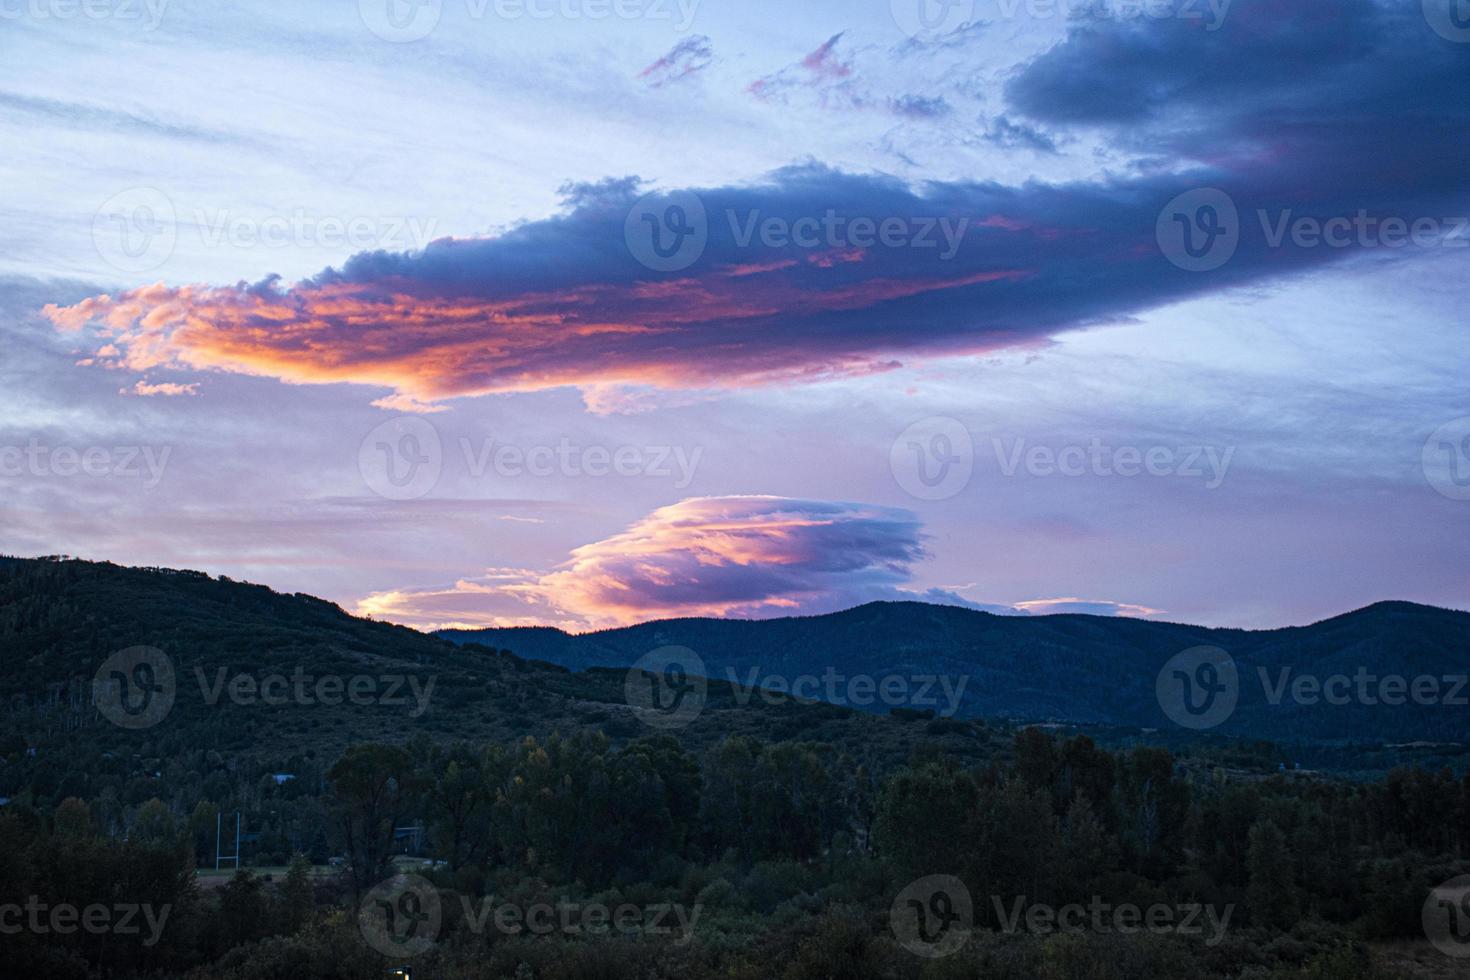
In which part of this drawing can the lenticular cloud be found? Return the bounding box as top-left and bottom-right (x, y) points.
(358, 496), (936, 629)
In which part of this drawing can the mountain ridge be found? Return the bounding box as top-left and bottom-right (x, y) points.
(0, 555), (1008, 777)
(445, 596), (1468, 641)
(440, 597), (1470, 743)
(4, 555), (1464, 752)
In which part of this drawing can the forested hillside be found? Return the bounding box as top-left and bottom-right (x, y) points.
(442, 599), (1470, 743)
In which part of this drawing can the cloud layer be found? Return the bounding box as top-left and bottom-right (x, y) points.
(44, 1), (1470, 412)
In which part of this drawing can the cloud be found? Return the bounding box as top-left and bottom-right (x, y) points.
(44, 2), (1470, 412)
(356, 496), (933, 629)
(983, 115), (1058, 154)
(890, 95), (953, 119)
(354, 495), (1159, 630)
(745, 32), (965, 120)
(1012, 597), (1161, 618)
(0, 90), (266, 148)
(1005, 0), (1469, 176)
(801, 32), (854, 80)
(748, 32), (862, 105)
(124, 379), (199, 397)
(638, 35), (714, 87)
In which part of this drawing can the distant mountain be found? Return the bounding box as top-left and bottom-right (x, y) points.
(441, 600), (1470, 743)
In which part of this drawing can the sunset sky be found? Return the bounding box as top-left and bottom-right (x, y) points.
(3, 0), (1467, 631)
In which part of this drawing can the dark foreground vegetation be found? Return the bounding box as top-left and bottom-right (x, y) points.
(2, 558), (1467, 978)
(4, 727), (1469, 979)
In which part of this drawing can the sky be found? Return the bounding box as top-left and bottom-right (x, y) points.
(2, 0), (1467, 632)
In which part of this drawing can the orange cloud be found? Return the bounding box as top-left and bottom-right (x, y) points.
(45, 266), (1026, 411)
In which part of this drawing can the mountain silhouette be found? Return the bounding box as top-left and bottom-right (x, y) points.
(442, 599), (1470, 742)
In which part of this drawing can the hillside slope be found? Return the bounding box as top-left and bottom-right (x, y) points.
(0, 557), (1004, 790)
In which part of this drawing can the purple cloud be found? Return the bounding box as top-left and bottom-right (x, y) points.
(44, 1), (1470, 413)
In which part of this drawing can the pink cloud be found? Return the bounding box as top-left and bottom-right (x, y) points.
(748, 33), (861, 107)
(356, 496), (1162, 631)
(123, 379), (199, 397)
(802, 33), (853, 80)
(1012, 598), (1162, 618)
(638, 35), (714, 87)
(357, 496), (933, 629)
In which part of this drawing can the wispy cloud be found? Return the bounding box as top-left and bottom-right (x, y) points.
(983, 115), (1058, 154)
(123, 379), (199, 397)
(748, 32), (862, 105)
(0, 90), (266, 147)
(1012, 597), (1161, 618)
(638, 35), (714, 87)
(801, 32), (853, 80)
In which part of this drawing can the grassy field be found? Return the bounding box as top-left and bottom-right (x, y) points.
(195, 864), (341, 889)
(194, 856), (434, 887)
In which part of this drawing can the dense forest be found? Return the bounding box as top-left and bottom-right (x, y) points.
(2, 558), (1468, 978)
(4, 729), (1469, 978)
